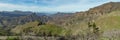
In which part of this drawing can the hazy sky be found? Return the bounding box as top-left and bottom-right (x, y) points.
(0, 0), (120, 12)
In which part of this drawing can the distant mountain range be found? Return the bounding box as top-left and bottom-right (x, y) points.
(0, 2), (120, 40)
(0, 2), (120, 29)
(0, 10), (50, 29)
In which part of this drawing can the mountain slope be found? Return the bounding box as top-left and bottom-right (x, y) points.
(95, 10), (120, 30)
(0, 2), (120, 40)
(48, 2), (120, 30)
(11, 21), (68, 36)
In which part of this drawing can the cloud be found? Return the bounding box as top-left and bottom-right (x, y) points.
(0, 0), (120, 12)
(0, 3), (50, 12)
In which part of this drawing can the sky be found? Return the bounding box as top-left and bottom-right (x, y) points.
(0, 0), (120, 13)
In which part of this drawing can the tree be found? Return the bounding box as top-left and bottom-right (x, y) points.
(88, 21), (99, 33)
(87, 21), (100, 40)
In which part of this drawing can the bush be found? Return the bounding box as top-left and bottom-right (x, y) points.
(6, 37), (19, 40)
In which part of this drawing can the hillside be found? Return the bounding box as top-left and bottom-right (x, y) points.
(95, 11), (120, 39)
(70, 10), (120, 40)
(96, 10), (120, 31)
(48, 2), (120, 29)
(0, 2), (120, 40)
(46, 2), (120, 40)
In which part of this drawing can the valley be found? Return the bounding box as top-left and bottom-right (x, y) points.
(0, 2), (120, 40)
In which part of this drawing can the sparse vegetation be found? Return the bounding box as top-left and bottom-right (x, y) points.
(11, 21), (70, 37)
(0, 2), (120, 40)
(6, 36), (19, 40)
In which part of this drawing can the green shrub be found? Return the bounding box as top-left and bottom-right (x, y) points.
(6, 37), (19, 40)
